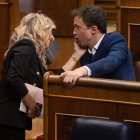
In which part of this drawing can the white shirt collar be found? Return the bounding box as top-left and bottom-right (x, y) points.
(88, 34), (105, 54)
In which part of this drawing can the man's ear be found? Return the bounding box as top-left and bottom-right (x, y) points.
(91, 25), (97, 34)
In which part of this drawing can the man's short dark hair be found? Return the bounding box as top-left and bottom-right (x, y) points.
(71, 6), (107, 33)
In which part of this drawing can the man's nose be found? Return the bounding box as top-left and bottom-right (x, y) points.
(73, 28), (77, 35)
(50, 35), (54, 41)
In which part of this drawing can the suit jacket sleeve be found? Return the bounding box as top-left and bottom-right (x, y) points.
(5, 41), (36, 98)
(85, 32), (128, 77)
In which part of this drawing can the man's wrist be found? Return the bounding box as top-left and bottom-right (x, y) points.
(78, 66), (88, 77)
(83, 66), (91, 76)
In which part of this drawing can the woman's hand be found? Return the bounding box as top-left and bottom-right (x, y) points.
(61, 41), (87, 72)
(22, 93), (40, 118)
(73, 41), (87, 58)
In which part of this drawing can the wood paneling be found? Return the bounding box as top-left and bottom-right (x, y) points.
(116, 0), (140, 70)
(116, 0), (140, 7)
(95, 0), (116, 21)
(118, 104), (140, 140)
(9, 0), (25, 34)
(48, 37), (80, 70)
(36, 0), (78, 37)
(43, 73), (140, 140)
(36, 0), (94, 37)
(128, 24), (140, 62)
(0, 2), (9, 78)
(0, 0), (8, 2)
(116, 0), (140, 38)
(117, 8), (140, 40)
(78, 0), (94, 6)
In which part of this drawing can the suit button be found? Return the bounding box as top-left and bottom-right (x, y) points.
(37, 72), (40, 75)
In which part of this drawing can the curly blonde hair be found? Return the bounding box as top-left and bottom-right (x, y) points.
(7, 13), (56, 69)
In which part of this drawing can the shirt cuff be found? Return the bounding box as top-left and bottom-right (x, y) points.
(83, 66), (91, 76)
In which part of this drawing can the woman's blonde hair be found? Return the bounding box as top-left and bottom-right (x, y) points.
(7, 13), (56, 69)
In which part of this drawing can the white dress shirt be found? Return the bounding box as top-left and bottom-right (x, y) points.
(84, 34), (105, 76)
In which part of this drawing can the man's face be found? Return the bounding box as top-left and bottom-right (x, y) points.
(73, 16), (94, 49)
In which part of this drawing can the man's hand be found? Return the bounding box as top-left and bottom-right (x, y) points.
(60, 67), (88, 87)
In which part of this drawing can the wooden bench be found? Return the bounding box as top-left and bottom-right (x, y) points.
(43, 72), (140, 140)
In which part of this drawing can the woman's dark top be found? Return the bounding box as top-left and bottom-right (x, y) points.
(0, 39), (46, 130)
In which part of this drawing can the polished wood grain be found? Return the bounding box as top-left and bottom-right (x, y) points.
(116, 0), (140, 39)
(95, 0), (116, 21)
(78, 0), (94, 6)
(116, 1), (140, 75)
(36, 0), (77, 37)
(116, 0), (140, 7)
(9, 0), (25, 34)
(0, 1), (9, 78)
(128, 24), (140, 63)
(43, 72), (140, 140)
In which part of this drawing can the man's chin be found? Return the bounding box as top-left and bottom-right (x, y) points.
(79, 45), (88, 49)
(76, 40), (88, 49)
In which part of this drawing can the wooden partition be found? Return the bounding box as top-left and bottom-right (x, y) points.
(43, 72), (140, 140)
(94, 0), (116, 21)
(128, 23), (140, 63)
(116, 0), (140, 39)
(116, 0), (140, 70)
(0, 1), (9, 78)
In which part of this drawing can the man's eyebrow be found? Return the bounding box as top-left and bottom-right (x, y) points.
(73, 24), (80, 28)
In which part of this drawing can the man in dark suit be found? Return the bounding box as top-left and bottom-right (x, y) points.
(60, 6), (135, 87)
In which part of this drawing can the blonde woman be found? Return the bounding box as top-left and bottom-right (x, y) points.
(0, 13), (56, 140)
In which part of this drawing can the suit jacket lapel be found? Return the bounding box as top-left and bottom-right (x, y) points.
(92, 34), (109, 61)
